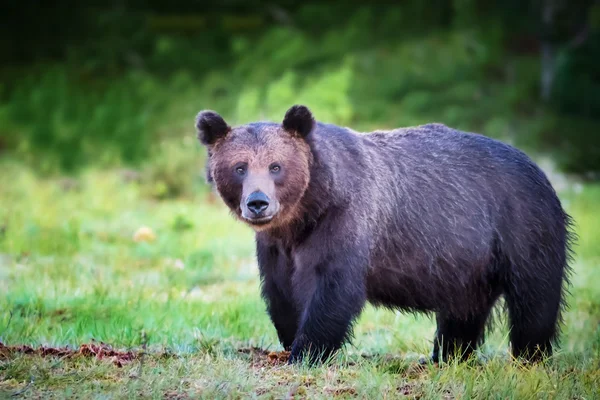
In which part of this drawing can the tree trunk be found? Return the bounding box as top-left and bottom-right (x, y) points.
(540, 0), (556, 101)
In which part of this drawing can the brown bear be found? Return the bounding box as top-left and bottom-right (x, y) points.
(195, 105), (573, 364)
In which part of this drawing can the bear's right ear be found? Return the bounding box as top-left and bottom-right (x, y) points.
(195, 110), (230, 146)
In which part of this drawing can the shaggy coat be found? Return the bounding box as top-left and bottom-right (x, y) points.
(196, 105), (573, 364)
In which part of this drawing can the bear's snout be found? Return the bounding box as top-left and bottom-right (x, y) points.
(240, 190), (280, 226)
(246, 191), (270, 216)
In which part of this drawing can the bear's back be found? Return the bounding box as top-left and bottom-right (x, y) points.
(331, 123), (565, 315)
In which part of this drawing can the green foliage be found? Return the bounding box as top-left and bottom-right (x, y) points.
(543, 32), (600, 176)
(259, 61), (354, 124)
(1, 3), (599, 176)
(140, 137), (206, 200)
(1, 68), (164, 173)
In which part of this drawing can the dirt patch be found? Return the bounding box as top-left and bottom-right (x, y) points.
(78, 343), (136, 367)
(267, 350), (291, 364)
(323, 385), (357, 396)
(0, 341), (136, 367)
(163, 390), (191, 399)
(397, 383), (416, 396)
(238, 347), (291, 367)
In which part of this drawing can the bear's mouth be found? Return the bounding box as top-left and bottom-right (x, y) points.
(243, 215), (274, 225)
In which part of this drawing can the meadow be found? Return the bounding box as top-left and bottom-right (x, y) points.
(0, 151), (599, 398)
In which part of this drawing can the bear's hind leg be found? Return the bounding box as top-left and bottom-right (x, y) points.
(504, 276), (562, 362)
(432, 311), (490, 363)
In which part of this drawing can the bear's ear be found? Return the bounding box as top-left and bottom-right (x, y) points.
(195, 110), (230, 145)
(282, 105), (315, 138)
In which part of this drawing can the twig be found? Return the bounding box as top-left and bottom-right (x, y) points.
(4, 310), (14, 333)
(136, 330), (148, 378)
(49, 353), (73, 369)
(10, 375), (34, 397)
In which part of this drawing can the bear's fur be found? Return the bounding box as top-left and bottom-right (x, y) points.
(195, 105), (574, 364)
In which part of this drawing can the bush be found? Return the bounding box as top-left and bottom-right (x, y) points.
(1, 68), (165, 173)
(140, 137), (207, 200)
(1, 3), (599, 177)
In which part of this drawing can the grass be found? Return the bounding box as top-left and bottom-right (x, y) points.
(0, 158), (599, 399)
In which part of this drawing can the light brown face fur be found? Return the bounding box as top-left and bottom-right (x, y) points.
(208, 124), (312, 231)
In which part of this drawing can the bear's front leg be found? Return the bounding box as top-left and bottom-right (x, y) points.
(288, 249), (367, 364)
(257, 240), (298, 350)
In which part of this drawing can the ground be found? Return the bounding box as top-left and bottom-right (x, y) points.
(0, 161), (599, 399)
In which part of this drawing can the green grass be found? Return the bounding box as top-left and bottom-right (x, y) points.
(1, 160), (599, 399)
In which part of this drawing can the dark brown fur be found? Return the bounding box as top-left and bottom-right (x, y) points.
(195, 105), (574, 365)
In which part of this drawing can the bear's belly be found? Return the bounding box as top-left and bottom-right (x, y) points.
(365, 259), (497, 317)
(365, 266), (438, 312)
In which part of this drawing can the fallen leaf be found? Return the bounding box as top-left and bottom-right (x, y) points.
(133, 226), (156, 242)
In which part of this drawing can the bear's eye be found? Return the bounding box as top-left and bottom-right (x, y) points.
(269, 164), (281, 174)
(234, 164), (247, 176)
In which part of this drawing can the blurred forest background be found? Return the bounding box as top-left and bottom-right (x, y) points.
(1, 0), (600, 187)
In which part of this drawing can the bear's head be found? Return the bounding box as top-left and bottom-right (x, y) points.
(195, 105), (315, 231)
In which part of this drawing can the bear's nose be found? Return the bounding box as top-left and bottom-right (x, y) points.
(246, 191), (270, 215)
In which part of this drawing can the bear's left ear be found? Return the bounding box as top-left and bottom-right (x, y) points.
(195, 110), (231, 146)
(282, 105), (315, 138)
